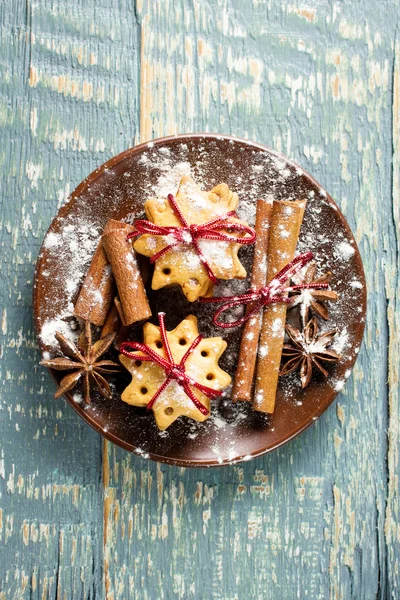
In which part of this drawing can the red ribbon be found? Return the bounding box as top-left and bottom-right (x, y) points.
(128, 194), (256, 283)
(200, 252), (329, 329)
(119, 313), (222, 415)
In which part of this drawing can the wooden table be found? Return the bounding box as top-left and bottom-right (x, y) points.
(1, 1), (399, 598)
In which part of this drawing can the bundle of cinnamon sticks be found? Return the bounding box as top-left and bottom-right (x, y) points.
(232, 198), (307, 414)
(74, 219), (151, 334)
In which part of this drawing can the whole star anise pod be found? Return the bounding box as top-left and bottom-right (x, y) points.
(280, 317), (341, 388)
(40, 321), (120, 404)
(289, 261), (339, 322)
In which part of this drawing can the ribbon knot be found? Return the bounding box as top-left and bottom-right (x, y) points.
(259, 286), (273, 303)
(168, 364), (186, 382)
(120, 313), (222, 415)
(128, 193), (256, 283)
(181, 229), (194, 243)
(200, 252), (330, 328)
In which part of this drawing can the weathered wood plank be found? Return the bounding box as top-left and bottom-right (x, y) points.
(1, 0), (399, 599)
(0, 0), (140, 597)
(385, 32), (400, 596)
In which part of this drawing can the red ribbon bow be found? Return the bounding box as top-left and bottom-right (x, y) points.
(119, 313), (222, 415)
(200, 252), (329, 329)
(128, 194), (256, 283)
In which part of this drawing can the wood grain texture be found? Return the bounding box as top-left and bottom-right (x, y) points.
(1, 0), (399, 599)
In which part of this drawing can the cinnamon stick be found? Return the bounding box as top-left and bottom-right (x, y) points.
(232, 200), (273, 402)
(113, 297), (125, 323)
(101, 304), (121, 338)
(254, 199), (307, 414)
(102, 219), (152, 326)
(74, 241), (115, 326)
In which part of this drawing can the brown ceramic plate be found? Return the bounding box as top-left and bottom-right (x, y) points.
(33, 134), (366, 467)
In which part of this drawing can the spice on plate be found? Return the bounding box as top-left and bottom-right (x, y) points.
(232, 199), (273, 402)
(40, 321), (120, 404)
(253, 199), (307, 414)
(280, 317), (340, 388)
(74, 240), (115, 326)
(102, 219), (152, 326)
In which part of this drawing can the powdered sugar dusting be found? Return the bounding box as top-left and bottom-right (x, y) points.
(40, 309), (78, 347)
(130, 142), (297, 228)
(198, 239), (234, 271)
(39, 217), (101, 348)
(334, 240), (355, 261)
(43, 232), (60, 249)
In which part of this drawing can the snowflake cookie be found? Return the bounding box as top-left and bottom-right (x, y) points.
(133, 176), (254, 302)
(119, 314), (232, 430)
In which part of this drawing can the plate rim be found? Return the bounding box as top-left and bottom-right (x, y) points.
(33, 133), (367, 468)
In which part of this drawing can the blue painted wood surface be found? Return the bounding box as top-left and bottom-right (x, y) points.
(1, 1), (399, 598)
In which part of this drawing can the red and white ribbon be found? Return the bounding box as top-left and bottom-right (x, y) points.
(200, 252), (329, 329)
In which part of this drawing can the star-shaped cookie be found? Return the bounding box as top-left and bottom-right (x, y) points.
(119, 315), (232, 430)
(133, 176), (250, 302)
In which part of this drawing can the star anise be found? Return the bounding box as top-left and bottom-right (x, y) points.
(40, 321), (120, 404)
(289, 261), (339, 322)
(279, 317), (341, 388)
